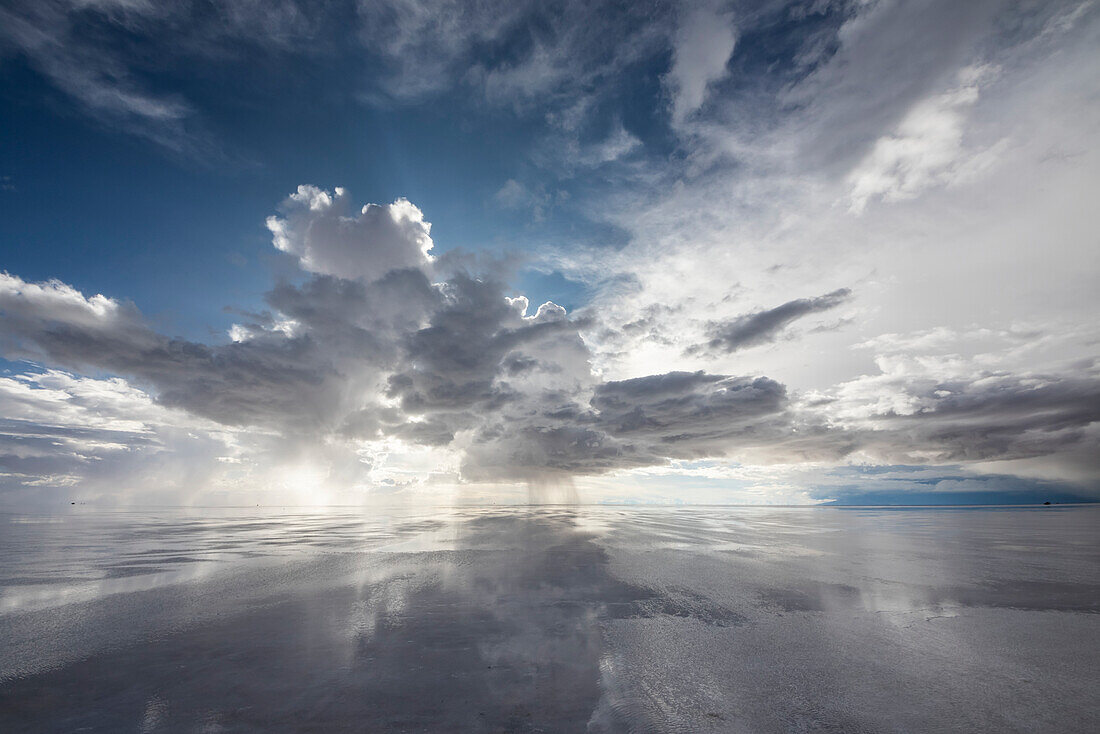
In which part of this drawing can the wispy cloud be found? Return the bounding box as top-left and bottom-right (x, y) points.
(0, 0), (319, 157)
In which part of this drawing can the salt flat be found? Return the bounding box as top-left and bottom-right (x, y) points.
(1, 505), (1097, 732)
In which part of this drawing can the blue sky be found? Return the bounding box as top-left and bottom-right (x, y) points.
(0, 0), (1098, 506)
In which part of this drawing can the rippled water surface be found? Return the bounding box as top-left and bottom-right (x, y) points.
(1, 505), (1098, 732)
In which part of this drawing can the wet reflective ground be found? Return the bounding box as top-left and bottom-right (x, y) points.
(1, 506), (1097, 732)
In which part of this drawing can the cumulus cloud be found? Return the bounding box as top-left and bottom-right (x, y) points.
(0, 189), (600, 494)
(3, 234), (1099, 496)
(0, 273), (131, 329)
(0, 187), (823, 493)
(266, 186), (435, 282)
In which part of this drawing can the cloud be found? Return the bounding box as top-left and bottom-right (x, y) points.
(0, 270), (347, 431)
(0, 1), (193, 151)
(0, 273), (131, 328)
(847, 64), (1004, 213)
(0, 189), (602, 493)
(356, 0), (525, 99)
(698, 288), (851, 354)
(386, 271), (579, 415)
(0, 188), (830, 491)
(356, 0), (674, 143)
(459, 370), (790, 481)
(775, 0), (1007, 176)
(266, 186), (435, 282)
(557, 0), (1099, 424)
(0, 0), (319, 156)
(495, 179), (530, 209)
(815, 353), (1100, 483)
(493, 179), (565, 221)
(9, 176), (1097, 497)
(592, 371), (782, 435)
(665, 3), (737, 126)
(578, 122), (643, 167)
(0, 368), (240, 506)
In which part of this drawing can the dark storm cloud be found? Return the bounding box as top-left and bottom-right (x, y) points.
(0, 256), (594, 458)
(698, 288), (851, 353)
(264, 269), (440, 363)
(387, 273), (579, 414)
(592, 372), (786, 444)
(461, 371), (797, 481)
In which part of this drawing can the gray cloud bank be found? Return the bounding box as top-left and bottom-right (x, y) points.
(2, 187), (1098, 499)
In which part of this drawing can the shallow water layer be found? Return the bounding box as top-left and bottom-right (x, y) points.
(0, 505), (1097, 732)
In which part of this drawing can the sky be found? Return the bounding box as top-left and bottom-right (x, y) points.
(0, 0), (1098, 507)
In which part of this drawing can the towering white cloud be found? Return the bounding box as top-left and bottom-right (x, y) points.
(266, 186), (435, 282)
